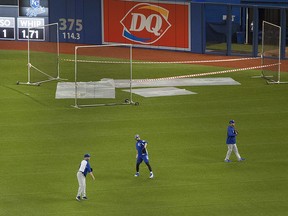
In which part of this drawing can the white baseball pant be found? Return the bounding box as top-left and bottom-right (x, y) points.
(225, 144), (241, 161)
(77, 171), (86, 197)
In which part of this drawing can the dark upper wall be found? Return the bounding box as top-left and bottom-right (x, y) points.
(241, 0), (288, 7)
(191, 0), (240, 3)
(0, 0), (18, 5)
(191, 0), (288, 6)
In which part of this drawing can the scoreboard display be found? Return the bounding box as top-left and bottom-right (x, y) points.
(0, 0), (102, 44)
(17, 18), (44, 40)
(0, 17), (15, 40)
(0, 0), (48, 41)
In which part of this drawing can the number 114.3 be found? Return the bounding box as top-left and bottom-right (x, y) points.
(62, 32), (80, 40)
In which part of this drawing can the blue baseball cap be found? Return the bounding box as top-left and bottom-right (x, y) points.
(84, 153), (90, 158)
(229, 120), (235, 124)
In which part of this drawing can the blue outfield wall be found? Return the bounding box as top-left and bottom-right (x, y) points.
(191, 3), (205, 53)
(48, 0), (287, 57)
(49, 0), (102, 44)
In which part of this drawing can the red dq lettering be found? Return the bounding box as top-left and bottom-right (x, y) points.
(121, 3), (171, 44)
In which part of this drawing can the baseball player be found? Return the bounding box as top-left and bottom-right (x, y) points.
(134, 134), (154, 179)
(76, 153), (95, 201)
(224, 120), (245, 162)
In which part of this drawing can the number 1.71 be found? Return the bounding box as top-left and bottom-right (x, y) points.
(21, 29), (39, 39)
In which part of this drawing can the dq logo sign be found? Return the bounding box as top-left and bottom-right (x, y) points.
(120, 3), (171, 44)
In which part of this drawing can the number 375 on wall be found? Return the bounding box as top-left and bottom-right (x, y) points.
(59, 18), (83, 40)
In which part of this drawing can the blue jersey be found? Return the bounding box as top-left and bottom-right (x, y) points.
(136, 139), (148, 156)
(226, 125), (237, 144)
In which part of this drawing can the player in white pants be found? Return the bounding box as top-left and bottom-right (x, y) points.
(76, 153), (95, 201)
(224, 120), (245, 162)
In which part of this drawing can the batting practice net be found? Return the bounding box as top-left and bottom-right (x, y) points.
(17, 23), (61, 86)
(73, 44), (135, 108)
(261, 21), (286, 84)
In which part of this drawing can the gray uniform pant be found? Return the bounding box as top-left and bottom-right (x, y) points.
(77, 171), (86, 197)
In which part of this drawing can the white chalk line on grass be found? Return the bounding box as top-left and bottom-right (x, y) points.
(134, 63), (280, 83)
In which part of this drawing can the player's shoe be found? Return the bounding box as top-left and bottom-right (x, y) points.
(238, 158), (245, 162)
(134, 172), (139, 177)
(76, 196), (81, 201)
(149, 172), (154, 179)
(82, 196), (88, 200)
(224, 159), (232, 163)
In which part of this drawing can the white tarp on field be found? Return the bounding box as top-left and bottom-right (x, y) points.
(122, 87), (196, 97)
(55, 80), (115, 99)
(55, 77), (240, 99)
(115, 77), (240, 88)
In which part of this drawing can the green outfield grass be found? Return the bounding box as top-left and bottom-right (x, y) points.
(1, 50), (288, 216)
(206, 42), (254, 54)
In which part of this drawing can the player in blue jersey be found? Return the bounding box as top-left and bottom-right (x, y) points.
(76, 153), (95, 201)
(224, 120), (245, 162)
(134, 134), (154, 178)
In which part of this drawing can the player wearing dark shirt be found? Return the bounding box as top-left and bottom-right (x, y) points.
(224, 120), (245, 162)
(134, 134), (154, 179)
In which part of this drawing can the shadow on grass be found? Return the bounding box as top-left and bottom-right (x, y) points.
(1, 84), (47, 107)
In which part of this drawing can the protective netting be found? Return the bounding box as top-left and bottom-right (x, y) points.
(73, 44), (134, 107)
(28, 23), (59, 85)
(17, 23), (60, 86)
(261, 21), (281, 83)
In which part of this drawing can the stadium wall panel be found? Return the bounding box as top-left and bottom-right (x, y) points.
(49, 0), (101, 44)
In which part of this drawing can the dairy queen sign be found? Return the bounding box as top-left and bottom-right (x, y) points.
(102, 0), (190, 50)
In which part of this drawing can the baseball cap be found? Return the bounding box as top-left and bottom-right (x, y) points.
(84, 153), (91, 158)
(229, 120), (235, 124)
(135, 134), (140, 139)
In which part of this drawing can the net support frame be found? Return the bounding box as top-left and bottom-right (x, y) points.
(72, 43), (137, 109)
(261, 21), (288, 84)
(17, 23), (64, 86)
